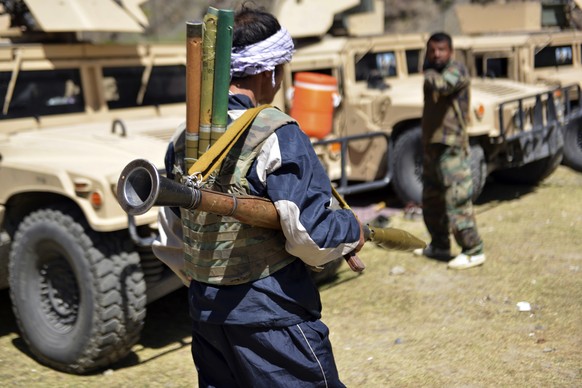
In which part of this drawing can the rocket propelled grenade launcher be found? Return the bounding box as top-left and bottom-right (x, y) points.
(117, 159), (281, 230)
(116, 159), (427, 257)
(365, 226), (426, 252)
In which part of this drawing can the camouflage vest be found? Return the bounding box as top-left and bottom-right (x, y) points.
(181, 107), (297, 285)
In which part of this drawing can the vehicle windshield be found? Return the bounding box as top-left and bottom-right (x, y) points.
(0, 69), (85, 120)
(103, 65), (185, 109)
(0, 64), (186, 121)
(355, 51), (397, 82)
(534, 45), (573, 68)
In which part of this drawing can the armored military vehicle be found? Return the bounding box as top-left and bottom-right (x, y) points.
(451, 1), (582, 172)
(0, 0), (186, 373)
(274, 0), (574, 205)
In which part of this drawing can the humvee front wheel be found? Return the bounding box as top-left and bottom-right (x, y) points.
(8, 207), (146, 374)
(392, 127), (423, 205)
(562, 119), (582, 172)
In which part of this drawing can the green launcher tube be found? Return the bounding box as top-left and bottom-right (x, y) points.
(198, 7), (218, 158)
(210, 9), (234, 145)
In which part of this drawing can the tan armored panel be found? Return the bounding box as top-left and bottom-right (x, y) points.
(344, 0), (384, 36)
(455, 2), (542, 35)
(121, 0), (150, 27)
(275, 0), (384, 38)
(273, 0), (360, 38)
(24, 0), (144, 32)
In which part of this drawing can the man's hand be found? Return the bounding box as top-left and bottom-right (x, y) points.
(355, 221), (366, 253)
(343, 222), (367, 273)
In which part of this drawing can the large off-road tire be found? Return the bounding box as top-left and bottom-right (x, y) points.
(392, 127), (423, 205)
(391, 128), (486, 204)
(8, 207), (146, 374)
(562, 118), (582, 172)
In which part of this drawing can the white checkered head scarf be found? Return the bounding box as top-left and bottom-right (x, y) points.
(230, 27), (294, 82)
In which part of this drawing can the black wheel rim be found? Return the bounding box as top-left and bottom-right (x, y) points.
(37, 240), (80, 333)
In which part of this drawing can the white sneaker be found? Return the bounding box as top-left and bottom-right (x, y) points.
(447, 253), (486, 269)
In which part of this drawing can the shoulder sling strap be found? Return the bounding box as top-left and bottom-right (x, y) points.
(187, 104), (272, 181)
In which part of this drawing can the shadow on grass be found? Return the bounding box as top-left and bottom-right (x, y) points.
(474, 178), (537, 206)
(0, 288), (17, 337)
(340, 177), (538, 210)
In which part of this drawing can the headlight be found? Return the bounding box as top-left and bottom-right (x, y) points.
(474, 104), (485, 121)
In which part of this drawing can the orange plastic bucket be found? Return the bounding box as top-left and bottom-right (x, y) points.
(290, 72), (337, 139)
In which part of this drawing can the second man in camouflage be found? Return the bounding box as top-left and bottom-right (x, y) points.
(414, 32), (486, 270)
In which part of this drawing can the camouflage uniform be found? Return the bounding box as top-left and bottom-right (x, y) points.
(421, 60), (483, 255)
